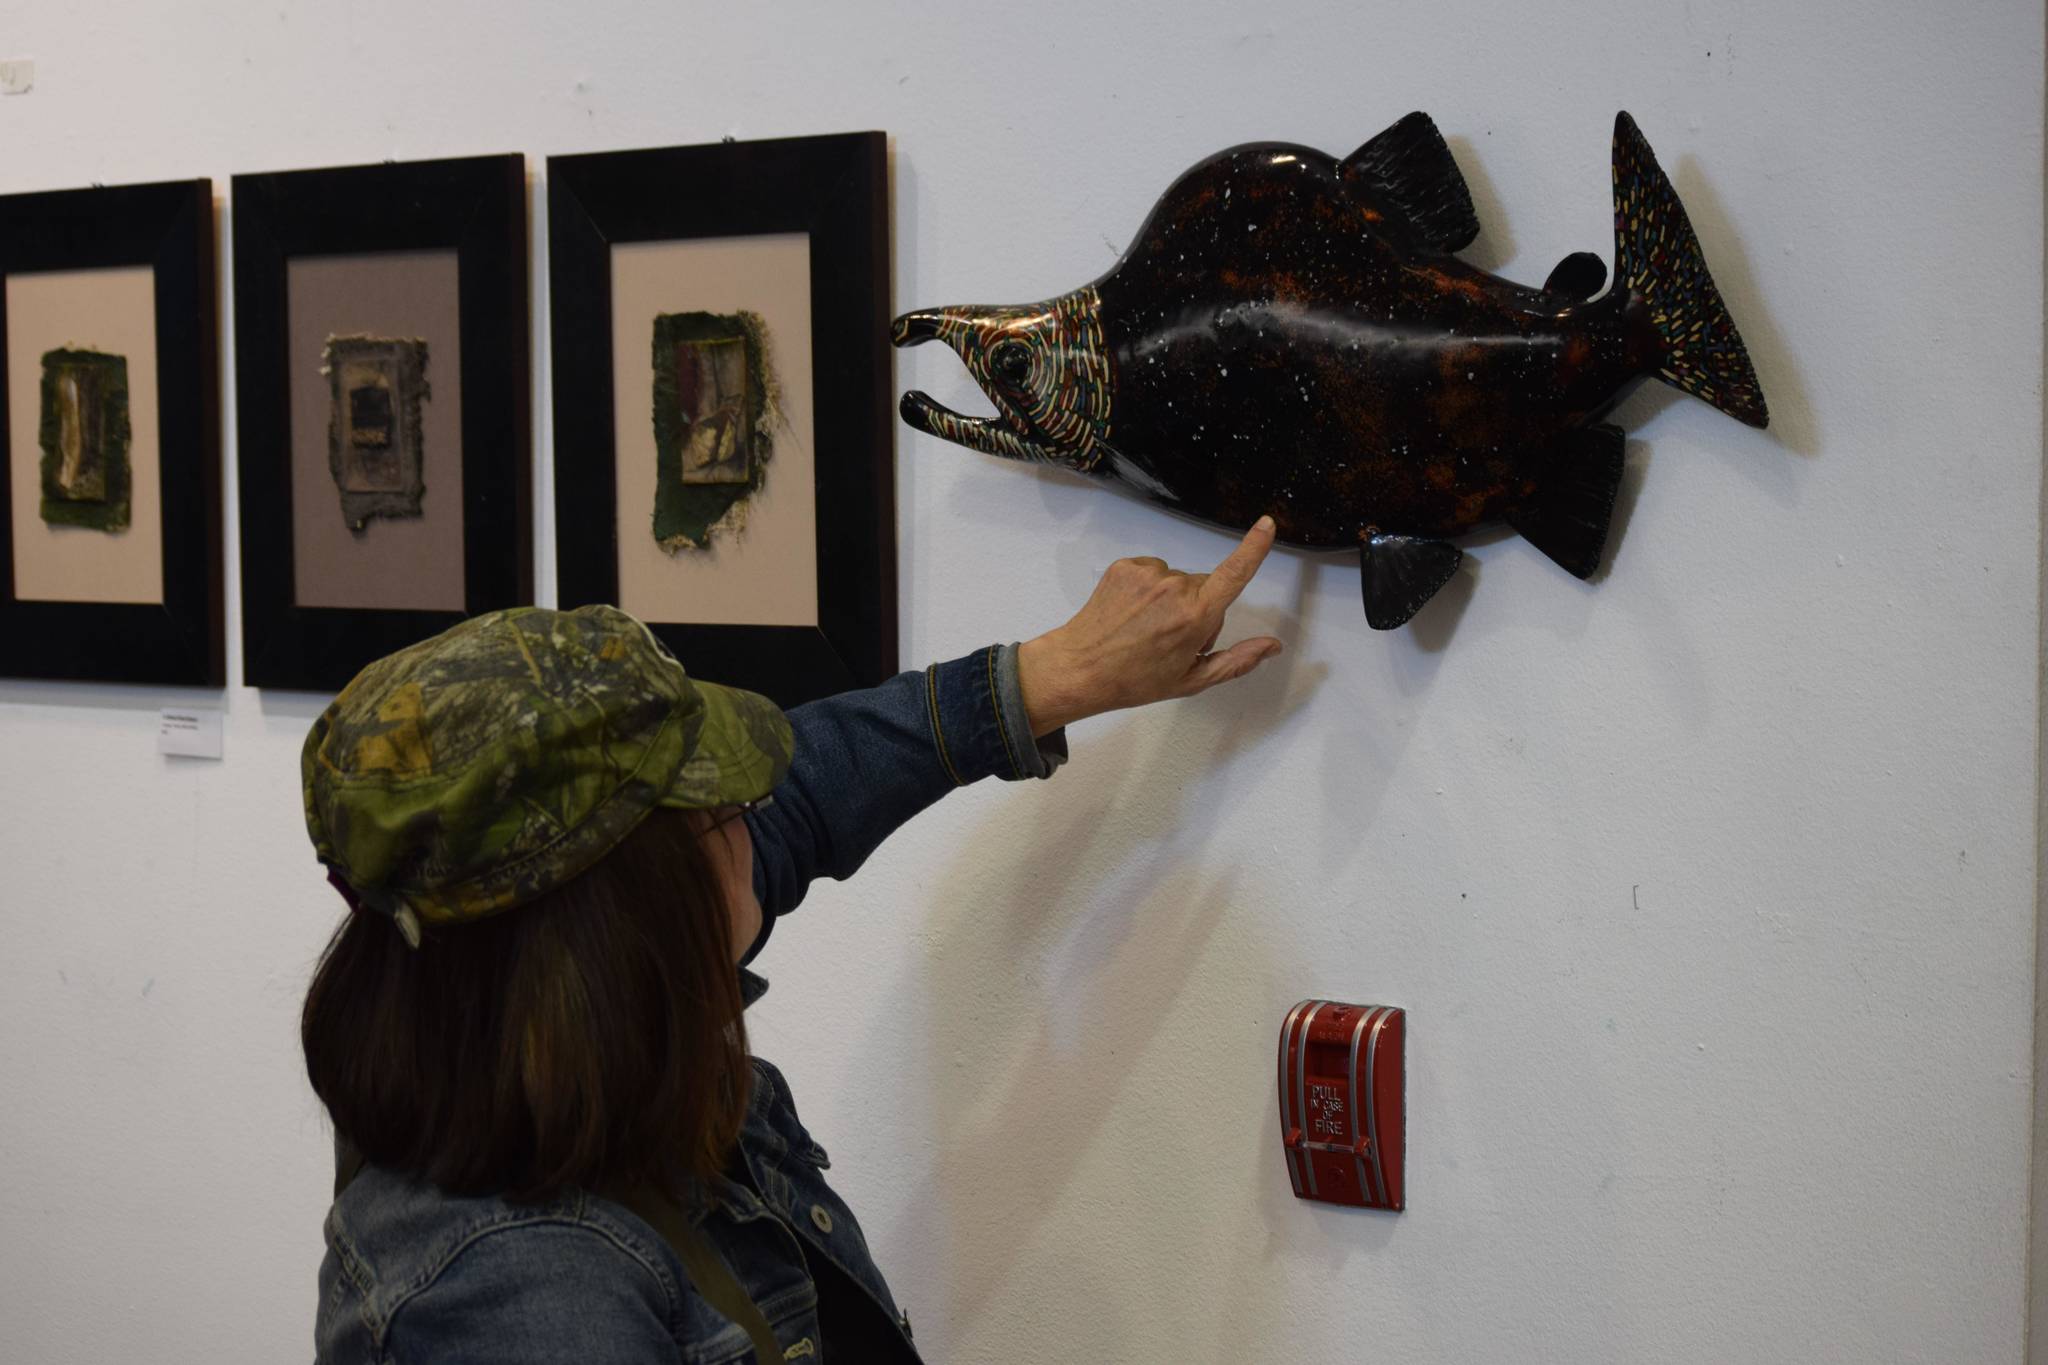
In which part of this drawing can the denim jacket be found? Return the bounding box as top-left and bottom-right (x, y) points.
(314, 644), (1066, 1364)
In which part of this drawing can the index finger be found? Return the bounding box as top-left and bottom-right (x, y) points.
(1201, 515), (1278, 608)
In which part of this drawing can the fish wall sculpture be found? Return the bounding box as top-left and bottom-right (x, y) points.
(892, 112), (1768, 628)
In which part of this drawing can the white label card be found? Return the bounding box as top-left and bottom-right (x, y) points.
(158, 708), (223, 759)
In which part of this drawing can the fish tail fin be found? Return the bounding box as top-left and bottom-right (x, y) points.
(1610, 111), (1769, 428)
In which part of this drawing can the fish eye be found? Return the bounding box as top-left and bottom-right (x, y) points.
(989, 340), (1032, 385)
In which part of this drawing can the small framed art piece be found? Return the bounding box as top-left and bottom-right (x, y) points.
(233, 153), (530, 691)
(549, 132), (896, 708)
(0, 178), (223, 685)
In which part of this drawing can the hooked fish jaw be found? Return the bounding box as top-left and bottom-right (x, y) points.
(896, 389), (1057, 462)
(891, 292), (1115, 471)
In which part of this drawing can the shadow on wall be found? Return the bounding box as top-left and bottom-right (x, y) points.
(0, 678), (225, 715)
(1444, 136), (1516, 275)
(874, 597), (1331, 1347)
(1670, 154), (1817, 464)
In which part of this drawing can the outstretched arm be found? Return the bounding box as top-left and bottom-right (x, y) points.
(744, 517), (1281, 941)
(746, 641), (1058, 928)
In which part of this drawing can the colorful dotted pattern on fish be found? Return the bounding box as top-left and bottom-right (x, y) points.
(1611, 112), (1768, 428)
(901, 287), (1115, 470)
(1032, 288), (1114, 469)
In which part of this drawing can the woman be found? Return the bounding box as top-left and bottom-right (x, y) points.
(301, 519), (1279, 1362)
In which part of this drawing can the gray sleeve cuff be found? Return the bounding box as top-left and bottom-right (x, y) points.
(994, 642), (1068, 780)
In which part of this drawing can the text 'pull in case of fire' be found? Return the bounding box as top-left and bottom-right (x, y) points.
(1278, 1000), (1405, 1210)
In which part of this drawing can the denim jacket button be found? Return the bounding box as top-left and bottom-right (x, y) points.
(809, 1204), (833, 1234)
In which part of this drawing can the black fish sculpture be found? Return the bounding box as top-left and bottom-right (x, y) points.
(892, 112), (1768, 628)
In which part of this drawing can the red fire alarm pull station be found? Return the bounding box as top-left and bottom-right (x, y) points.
(1278, 1000), (1405, 1210)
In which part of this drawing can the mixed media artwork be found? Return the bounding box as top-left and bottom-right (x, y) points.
(232, 152), (528, 690)
(37, 347), (132, 532)
(323, 333), (428, 533)
(893, 110), (1769, 629)
(549, 130), (895, 707)
(650, 309), (774, 551)
(0, 175), (223, 686)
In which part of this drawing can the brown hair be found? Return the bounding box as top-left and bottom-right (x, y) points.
(301, 808), (749, 1202)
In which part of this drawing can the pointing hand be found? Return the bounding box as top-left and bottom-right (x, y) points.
(1017, 517), (1284, 736)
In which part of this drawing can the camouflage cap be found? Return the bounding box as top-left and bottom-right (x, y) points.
(302, 605), (792, 945)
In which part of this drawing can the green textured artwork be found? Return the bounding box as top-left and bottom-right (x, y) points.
(324, 334), (430, 533)
(37, 348), (132, 532)
(651, 310), (775, 552)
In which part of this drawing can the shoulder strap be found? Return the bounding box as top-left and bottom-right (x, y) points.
(622, 1185), (783, 1365)
(331, 1146), (780, 1363)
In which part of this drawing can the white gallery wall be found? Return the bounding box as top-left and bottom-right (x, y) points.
(0, 2), (2041, 1360)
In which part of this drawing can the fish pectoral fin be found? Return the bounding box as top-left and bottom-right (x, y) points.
(1543, 251), (1608, 302)
(1505, 424), (1627, 580)
(1361, 533), (1463, 630)
(1342, 111), (1480, 254)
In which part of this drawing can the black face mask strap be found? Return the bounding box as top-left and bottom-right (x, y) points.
(332, 1135), (366, 1200)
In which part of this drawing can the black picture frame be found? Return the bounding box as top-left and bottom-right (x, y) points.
(0, 179), (223, 686)
(549, 132), (896, 709)
(233, 153), (530, 691)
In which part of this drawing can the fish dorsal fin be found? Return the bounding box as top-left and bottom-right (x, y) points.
(1343, 112), (1480, 254)
(1360, 533), (1463, 630)
(1506, 424), (1626, 580)
(1543, 251), (1607, 302)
